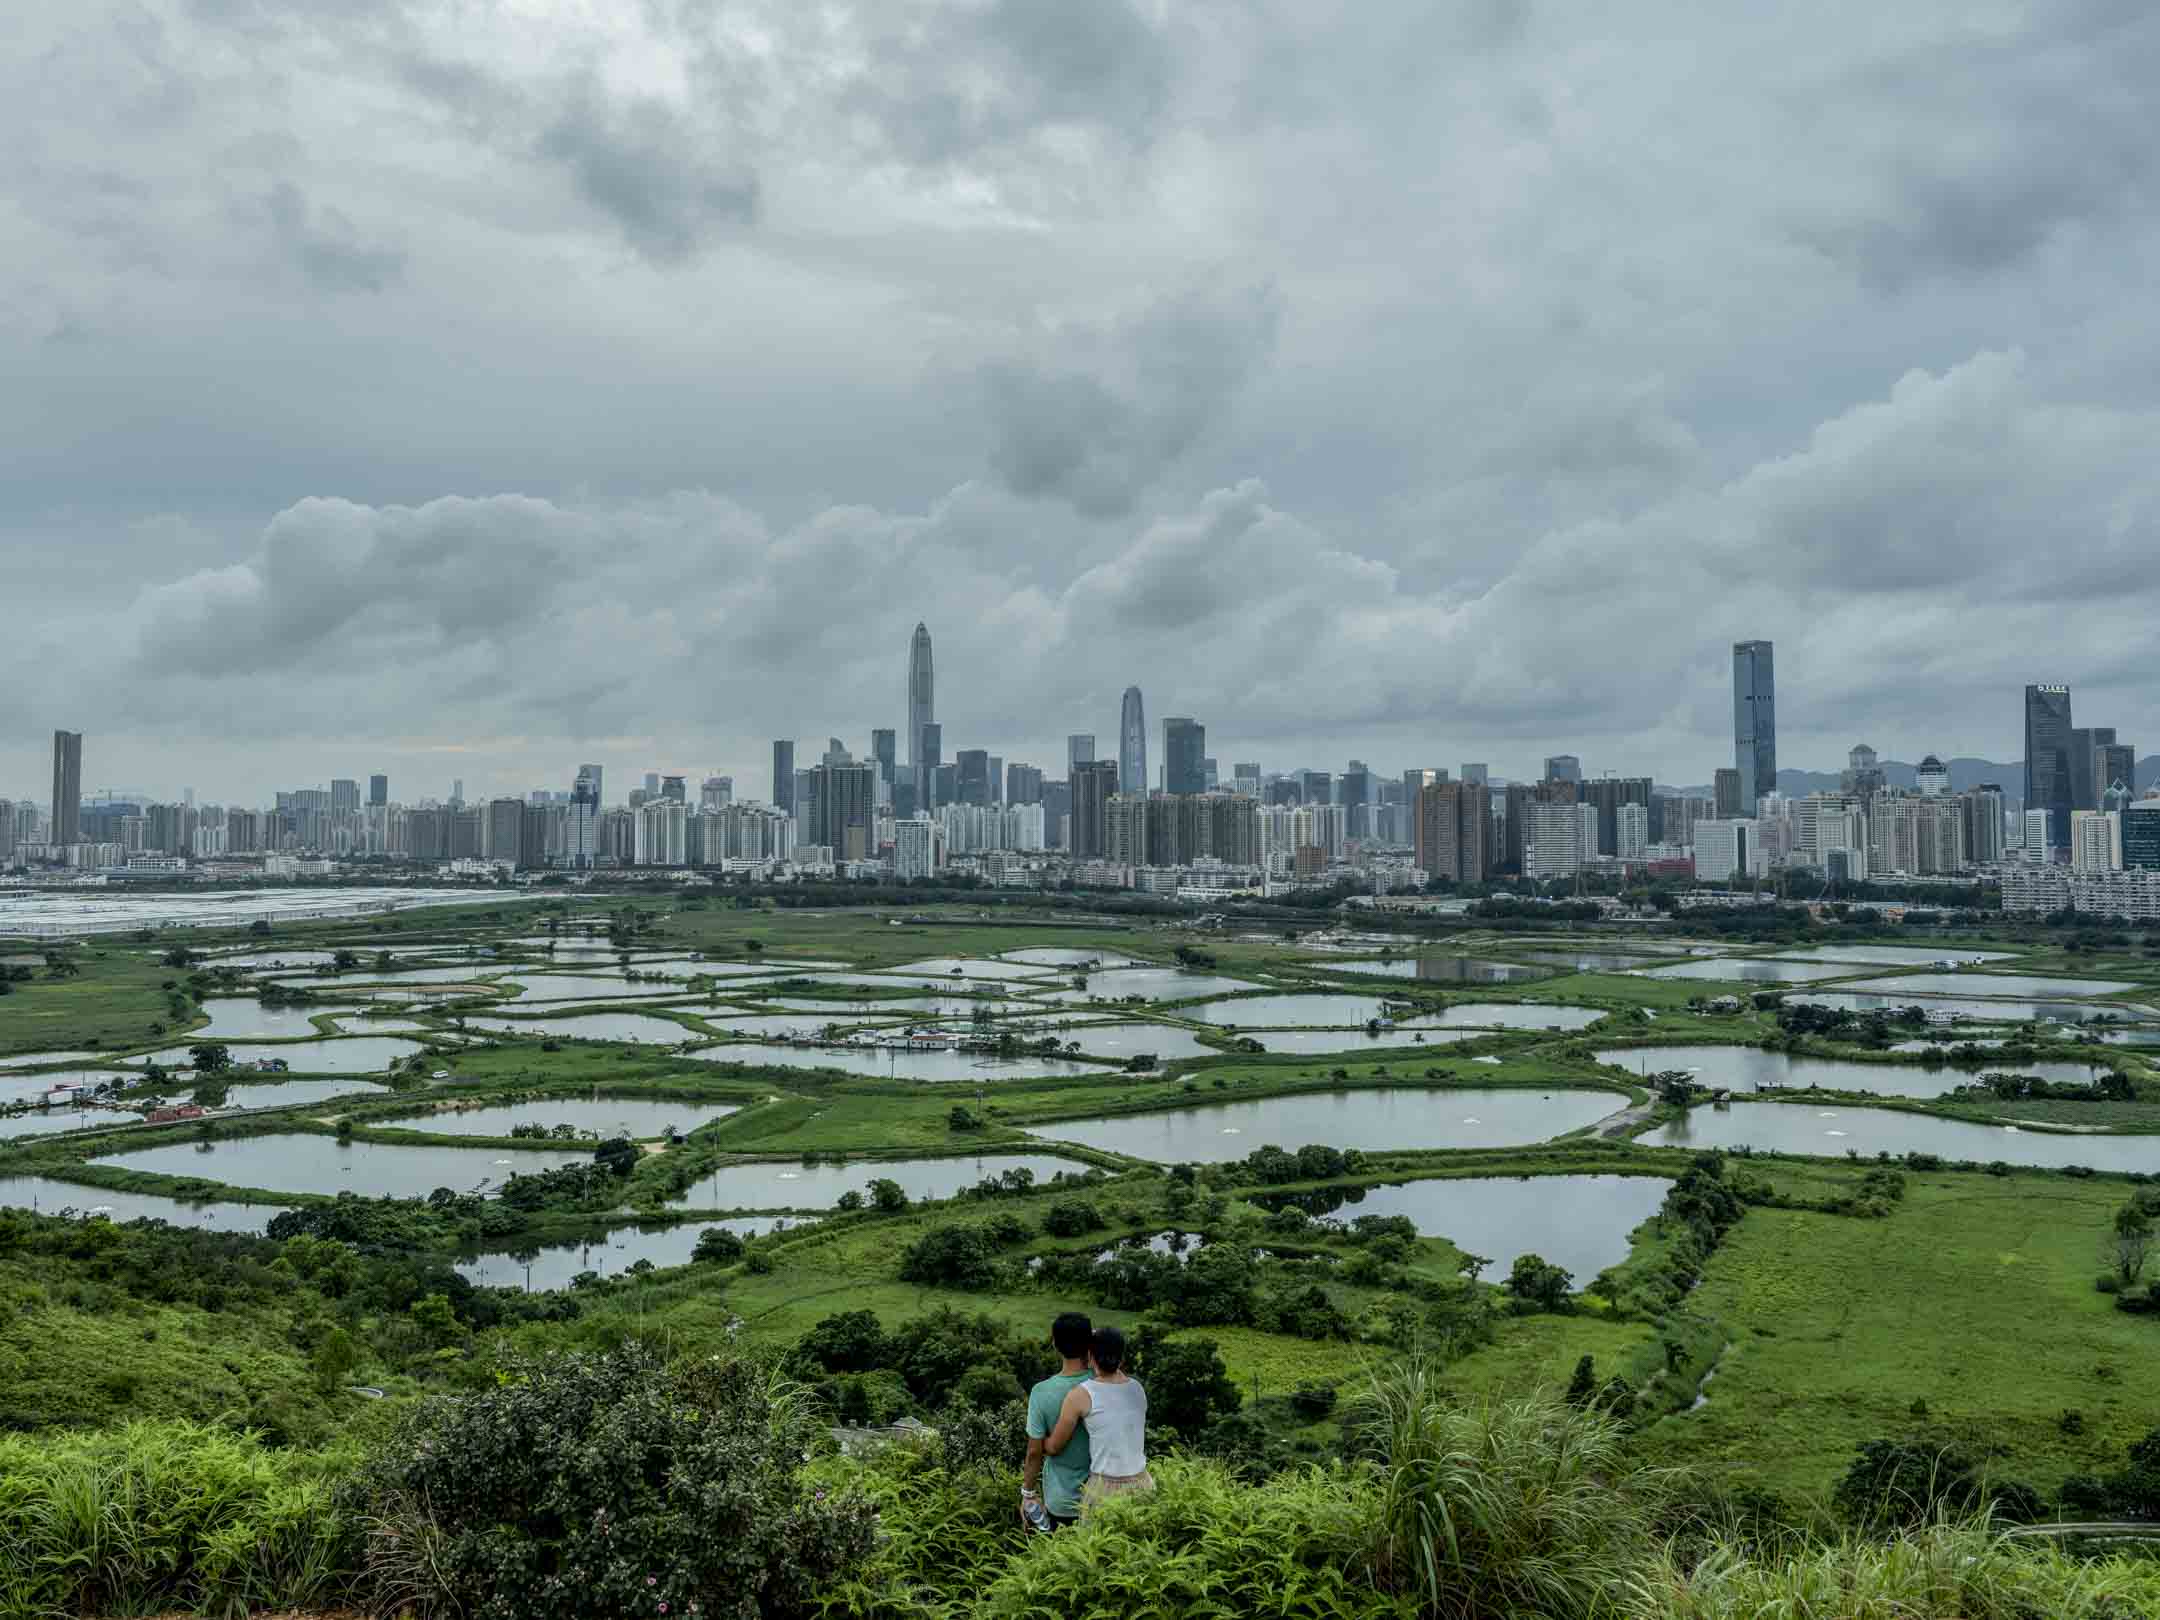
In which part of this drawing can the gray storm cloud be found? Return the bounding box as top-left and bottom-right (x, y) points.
(5, 1), (2160, 797)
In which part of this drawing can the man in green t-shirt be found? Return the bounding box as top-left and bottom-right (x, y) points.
(1020, 1312), (1093, 1530)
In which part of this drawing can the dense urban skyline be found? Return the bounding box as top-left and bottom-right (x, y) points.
(7, 7), (2160, 802)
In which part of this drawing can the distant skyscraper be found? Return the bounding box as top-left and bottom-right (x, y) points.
(956, 749), (992, 806)
(331, 778), (359, 814)
(1119, 687), (1147, 802)
(643, 772), (660, 797)
(2024, 684), (2074, 852)
(907, 622), (935, 773)
(1071, 760), (1120, 858)
(1163, 717), (1206, 795)
(50, 730), (82, 845)
(1543, 755), (1581, 784)
(1915, 755), (1949, 798)
(870, 728), (897, 787)
(451, 777), (464, 806)
(661, 775), (686, 803)
(1841, 744), (1883, 800)
(1732, 639), (1776, 810)
(368, 774), (389, 808)
(917, 723), (944, 809)
(1232, 763), (1262, 796)
(1460, 763), (1488, 786)
(579, 764), (603, 807)
(1713, 768), (1741, 819)
(772, 741), (796, 812)
(1067, 734), (1096, 775)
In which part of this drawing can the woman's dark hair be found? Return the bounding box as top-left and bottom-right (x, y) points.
(1051, 1312), (1093, 1359)
(1091, 1324), (1127, 1376)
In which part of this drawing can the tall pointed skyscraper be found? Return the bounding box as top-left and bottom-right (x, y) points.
(907, 622), (935, 782)
(1119, 686), (1147, 802)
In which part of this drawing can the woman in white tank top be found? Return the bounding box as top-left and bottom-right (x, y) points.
(1044, 1325), (1155, 1511)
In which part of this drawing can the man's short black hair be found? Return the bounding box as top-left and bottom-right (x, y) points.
(1091, 1324), (1127, 1376)
(1051, 1312), (1093, 1359)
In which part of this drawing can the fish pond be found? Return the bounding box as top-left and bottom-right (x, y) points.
(1320, 957), (1552, 983)
(686, 1042), (1109, 1082)
(1268, 1173), (1671, 1282)
(0, 1175), (274, 1232)
(1026, 1086), (1622, 1163)
(454, 1216), (817, 1291)
(132, 1037), (427, 1073)
(384, 1096), (741, 1139)
(91, 1135), (595, 1199)
(1593, 1045), (2108, 1099)
(672, 1153), (1094, 1210)
(1647, 1103), (2160, 1172)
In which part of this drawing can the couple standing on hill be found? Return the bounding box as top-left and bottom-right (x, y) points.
(1017, 1312), (1152, 1531)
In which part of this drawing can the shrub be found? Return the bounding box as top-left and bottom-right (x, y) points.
(0, 1421), (352, 1618)
(694, 1226), (746, 1264)
(347, 1343), (874, 1620)
(1041, 1198), (1105, 1238)
(897, 1226), (1001, 1291)
(970, 1459), (1394, 1620)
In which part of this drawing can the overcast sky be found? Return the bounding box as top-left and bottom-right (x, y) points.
(6, 1), (2157, 805)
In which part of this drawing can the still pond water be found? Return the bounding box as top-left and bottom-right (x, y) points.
(1027, 1086), (1620, 1162)
(0, 1175), (274, 1231)
(1279, 1174), (1670, 1281)
(1649, 1104), (2160, 1172)
(673, 1153), (1093, 1210)
(387, 1097), (742, 1138)
(1594, 1045), (2105, 1099)
(92, 1135), (594, 1198)
(454, 1215), (817, 1290)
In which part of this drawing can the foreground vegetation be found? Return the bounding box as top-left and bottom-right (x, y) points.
(6, 894), (2160, 1615)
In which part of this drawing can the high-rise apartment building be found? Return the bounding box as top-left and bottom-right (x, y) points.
(1004, 762), (1043, 805)
(1732, 639), (1776, 811)
(2024, 684), (2075, 854)
(1232, 763), (1262, 797)
(1617, 802), (1650, 860)
(368, 774), (389, 807)
(1695, 819), (1757, 884)
(1578, 776), (1652, 857)
(660, 775), (686, 804)
(907, 622), (935, 779)
(1522, 800), (1588, 879)
(1460, 763), (1489, 786)
(955, 749), (992, 806)
(1416, 780), (1491, 882)
(330, 778), (359, 815)
(485, 797), (525, 866)
(1915, 755), (1949, 797)
(2072, 810), (2122, 874)
(1118, 687), (1147, 804)
(50, 730), (82, 846)
(1163, 718), (1206, 796)
(894, 816), (939, 879)
(1070, 759), (1120, 859)
(772, 741), (796, 812)
(1542, 755), (1581, 784)
(810, 761), (878, 861)
(1960, 784), (2006, 865)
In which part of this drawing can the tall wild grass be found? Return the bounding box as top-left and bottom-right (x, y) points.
(0, 1420), (353, 1620)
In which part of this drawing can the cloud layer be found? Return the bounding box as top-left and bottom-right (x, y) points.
(4, 2), (2159, 799)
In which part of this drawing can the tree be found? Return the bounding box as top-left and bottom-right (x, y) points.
(1504, 1253), (1574, 1312)
(897, 1226), (999, 1290)
(188, 1042), (232, 1075)
(867, 1177), (909, 1212)
(1129, 1328), (1241, 1435)
(1565, 1354), (1598, 1407)
(796, 1309), (888, 1372)
(2105, 1198), (2155, 1286)
(332, 948), (359, 971)
(836, 1189), (865, 1212)
(409, 1292), (462, 1348)
(311, 1326), (361, 1394)
(947, 1104), (982, 1132)
(1041, 1198), (1105, 1237)
(693, 1227), (746, 1265)
(592, 1136), (639, 1179)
